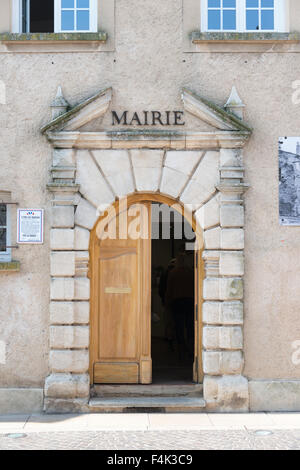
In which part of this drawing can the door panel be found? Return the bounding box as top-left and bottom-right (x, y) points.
(91, 202), (152, 384)
(98, 252), (138, 359)
(94, 363), (139, 384)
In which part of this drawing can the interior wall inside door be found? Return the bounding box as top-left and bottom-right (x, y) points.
(151, 203), (196, 384)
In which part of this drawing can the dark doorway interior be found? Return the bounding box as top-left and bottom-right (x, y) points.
(24, 0), (54, 33)
(151, 204), (195, 384)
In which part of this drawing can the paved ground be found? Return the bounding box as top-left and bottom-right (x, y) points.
(1, 413), (300, 450)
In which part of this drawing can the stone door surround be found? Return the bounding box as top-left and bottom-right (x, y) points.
(42, 86), (252, 413)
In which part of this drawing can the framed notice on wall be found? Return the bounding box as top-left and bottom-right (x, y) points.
(17, 209), (44, 244)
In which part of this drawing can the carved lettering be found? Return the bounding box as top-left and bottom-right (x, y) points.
(174, 111), (185, 126)
(111, 111), (185, 126)
(112, 111), (128, 125)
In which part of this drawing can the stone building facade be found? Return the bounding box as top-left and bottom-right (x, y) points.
(1, 0), (300, 414)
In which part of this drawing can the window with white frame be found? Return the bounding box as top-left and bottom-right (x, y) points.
(201, 0), (286, 32)
(12, 0), (98, 33)
(0, 204), (11, 262)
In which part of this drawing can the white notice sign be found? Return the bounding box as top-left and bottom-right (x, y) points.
(17, 209), (44, 244)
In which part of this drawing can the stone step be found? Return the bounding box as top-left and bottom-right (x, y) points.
(91, 383), (203, 398)
(89, 396), (206, 413)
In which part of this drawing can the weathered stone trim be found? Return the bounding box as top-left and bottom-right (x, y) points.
(45, 130), (250, 150)
(0, 33), (108, 42)
(190, 32), (300, 54)
(0, 261), (20, 272)
(191, 32), (300, 44)
(0, 33), (108, 54)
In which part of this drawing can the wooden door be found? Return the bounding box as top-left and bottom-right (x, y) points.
(90, 201), (152, 384)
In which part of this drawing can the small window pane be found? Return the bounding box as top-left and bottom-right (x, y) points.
(261, 0), (274, 7)
(223, 0), (236, 7)
(246, 0), (258, 7)
(208, 0), (220, 7)
(77, 10), (89, 30)
(77, 0), (89, 7)
(0, 205), (6, 226)
(61, 10), (75, 30)
(261, 10), (274, 30)
(208, 10), (221, 30)
(62, 0), (74, 8)
(0, 228), (6, 251)
(223, 10), (236, 30)
(246, 10), (259, 30)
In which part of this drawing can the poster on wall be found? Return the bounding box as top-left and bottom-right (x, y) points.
(279, 137), (300, 226)
(17, 209), (44, 244)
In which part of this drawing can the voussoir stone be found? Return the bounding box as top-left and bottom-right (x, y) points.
(76, 150), (114, 208)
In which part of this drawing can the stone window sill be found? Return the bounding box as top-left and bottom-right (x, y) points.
(191, 32), (300, 52)
(0, 261), (20, 272)
(0, 33), (107, 53)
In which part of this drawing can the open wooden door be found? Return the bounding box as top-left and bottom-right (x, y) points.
(90, 201), (152, 384)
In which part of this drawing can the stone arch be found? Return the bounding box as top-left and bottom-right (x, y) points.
(44, 87), (251, 413)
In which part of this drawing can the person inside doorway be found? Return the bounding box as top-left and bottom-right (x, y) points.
(158, 257), (176, 350)
(165, 249), (194, 360)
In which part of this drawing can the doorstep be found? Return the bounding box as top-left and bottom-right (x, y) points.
(89, 384), (206, 413)
(88, 396), (206, 413)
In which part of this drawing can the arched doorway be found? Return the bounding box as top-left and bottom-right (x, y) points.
(89, 194), (204, 386)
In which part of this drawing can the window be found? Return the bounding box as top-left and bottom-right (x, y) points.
(22, 0), (54, 33)
(246, 0), (274, 31)
(207, 0), (237, 31)
(13, 0), (97, 33)
(202, 0), (286, 32)
(0, 204), (11, 262)
(55, 0), (97, 32)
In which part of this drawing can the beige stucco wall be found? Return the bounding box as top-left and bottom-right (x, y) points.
(289, 0), (300, 32)
(0, 0), (10, 33)
(1, 0), (300, 388)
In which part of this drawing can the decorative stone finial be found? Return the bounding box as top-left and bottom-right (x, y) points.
(224, 86), (245, 120)
(50, 86), (69, 119)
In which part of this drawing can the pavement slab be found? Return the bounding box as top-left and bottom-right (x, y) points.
(1, 429), (300, 450)
(0, 413), (300, 449)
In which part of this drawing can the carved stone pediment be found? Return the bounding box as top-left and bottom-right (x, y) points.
(41, 86), (252, 150)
